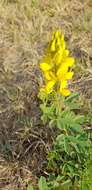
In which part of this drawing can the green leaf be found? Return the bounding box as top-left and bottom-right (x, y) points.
(56, 175), (65, 182)
(60, 179), (72, 188)
(27, 184), (34, 190)
(67, 164), (74, 175)
(80, 183), (91, 190)
(49, 119), (56, 128)
(38, 176), (48, 190)
(65, 92), (79, 102)
(56, 134), (65, 146)
(74, 115), (85, 124)
(64, 138), (70, 154)
(57, 118), (65, 129)
(70, 124), (83, 133)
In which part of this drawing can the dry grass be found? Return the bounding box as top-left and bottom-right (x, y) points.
(0, 0), (92, 189)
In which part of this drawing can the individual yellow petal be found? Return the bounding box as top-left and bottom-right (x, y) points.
(57, 65), (68, 79)
(40, 63), (52, 71)
(62, 40), (65, 51)
(65, 71), (74, 80)
(63, 49), (69, 58)
(55, 31), (61, 38)
(61, 34), (64, 41)
(61, 34), (65, 50)
(64, 57), (75, 67)
(44, 71), (56, 81)
(55, 48), (63, 65)
(44, 71), (52, 80)
(56, 36), (61, 47)
(60, 80), (68, 89)
(60, 88), (71, 96)
(50, 39), (56, 52)
(45, 80), (56, 93)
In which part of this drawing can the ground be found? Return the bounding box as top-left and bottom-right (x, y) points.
(0, 0), (92, 189)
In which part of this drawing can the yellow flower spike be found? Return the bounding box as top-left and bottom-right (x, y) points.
(60, 88), (71, 96)
(39, 31), (75, 96)
(40, 62), (52, 71)
(45, 80), (56, 94)
(65, 71), (74, 80)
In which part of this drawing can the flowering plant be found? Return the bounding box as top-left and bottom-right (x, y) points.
(37, 31), (92, 189)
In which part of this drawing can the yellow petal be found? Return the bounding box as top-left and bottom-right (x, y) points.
(56, 36), (61, 47)
(55, 49), (63, 64)
(44, 71), (56, 81)
(57, 65), (68, 79)
(55, 31), (61, 38)
(61, 34), (64, 41)
(50, 39), (56, 52)
(40, 63), (52, 71)
(62, 40), (65, 51)
(61, 34), (65, 50)
(65, 71), (74, 80)
(60, 88), (71, 96)
(64, 57), (75, 67)
(44, 71), (52, 80)
(63, 49), (69, 57)
(60, 80), (68, 89)
(45, 80), (56, 93)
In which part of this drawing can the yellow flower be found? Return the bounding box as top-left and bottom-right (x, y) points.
(60, 34), (65, 50)
(44, 71), (56, 81)
(63, 57), (75, 67)
(59, 80), (70, 96)
(55, 48), (63, 65)
(63, 49), (69, 58)
(57, 65), (68, 80)
(60, 80), (68, 89)
(50, 39), (56, 52)
(40, 62), (52, 71)
(60, 88), (71, 96)
(65, 71), (74, 80)
(45, 80), (56, 94)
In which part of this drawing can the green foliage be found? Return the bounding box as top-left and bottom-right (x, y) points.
(27, 184), (34, 190)
(80, 156), (92, 190)
(39, 92), (92, 189)
(38, 176), (48, 190)
(27, 177), (48, 190)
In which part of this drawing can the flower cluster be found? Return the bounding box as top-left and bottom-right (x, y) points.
(40, 31), (75, 96)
